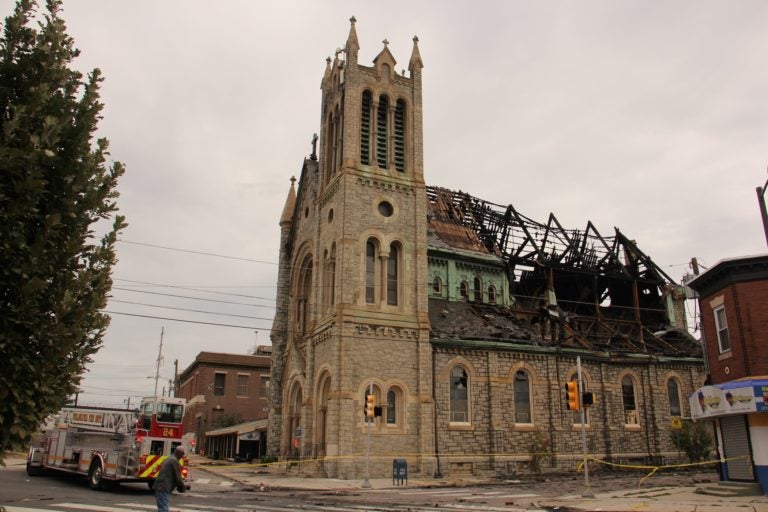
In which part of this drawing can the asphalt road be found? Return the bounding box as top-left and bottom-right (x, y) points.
(1, 457), (721, 512)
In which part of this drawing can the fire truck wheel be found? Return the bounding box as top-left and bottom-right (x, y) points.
(88, 460), (104, 490)
(25, 461), (43, 476)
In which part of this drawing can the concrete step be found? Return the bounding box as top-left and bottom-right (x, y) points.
(696, 481), (762, 497)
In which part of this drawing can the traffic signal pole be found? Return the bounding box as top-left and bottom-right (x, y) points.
(577, 357), (594, 498)
(362, 381), (373, 489)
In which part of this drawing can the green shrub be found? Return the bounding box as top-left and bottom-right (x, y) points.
(671, 420), (713, 463)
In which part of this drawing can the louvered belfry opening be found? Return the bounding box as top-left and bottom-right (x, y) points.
(360, 90), (372, 165)
(376, 95), (389, 168)
(394, 99), (406, 172)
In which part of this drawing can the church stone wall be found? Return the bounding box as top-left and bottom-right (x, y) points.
(432, 347), (705, 477)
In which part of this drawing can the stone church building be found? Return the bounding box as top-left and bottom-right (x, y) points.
(268, 18), (705, 479)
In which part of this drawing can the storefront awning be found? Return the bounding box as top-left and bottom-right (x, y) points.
(205, 419), (267, 438)
(690, 377), (768, 419)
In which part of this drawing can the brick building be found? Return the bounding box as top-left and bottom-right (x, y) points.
(688, 254), (768, 493)
(268, 18), (706, 480)
(177, 350), (271, 458)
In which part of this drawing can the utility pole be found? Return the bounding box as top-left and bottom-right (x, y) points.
(153, 327), (165, 398)
(577, 356), (595, 498)
(362, 380), (373, 489)
(757, 166), (768, 247)
(173, 359), (179, 397)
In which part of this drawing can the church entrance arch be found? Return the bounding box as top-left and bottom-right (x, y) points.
(315, 372), (332, 458)
(285, 381), (303, 459)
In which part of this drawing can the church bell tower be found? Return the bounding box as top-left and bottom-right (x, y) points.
(270, 17), (433, 479)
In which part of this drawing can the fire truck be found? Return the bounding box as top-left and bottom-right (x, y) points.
(26, 396), (189, 490)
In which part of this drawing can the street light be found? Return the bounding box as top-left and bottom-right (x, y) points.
(757, 166), (768, 247)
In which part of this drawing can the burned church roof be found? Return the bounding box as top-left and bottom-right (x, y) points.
(426, 186), (702, 359)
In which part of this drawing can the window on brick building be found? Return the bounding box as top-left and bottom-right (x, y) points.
(394, 100), (406, 172)
(473, 277), (482, 302)
(376, 95), (389, 168)
(514, 370), (532, 424)
(432, 276), (442, 296)
(450, 366), (469, 423)
(667, 377), (682, 417)
(714, 305), (730, 353)
(212, 408), (224, 428)
(622, 375), (638, 425)
(365, 239), (378, 304)
(237, 374), (249, 397)
(488, 285), (497, 304)
(459, 281), (468, 300)
(360, 90), (372, 166)
(387, 243), (400, 306)
(386, 388), (401, 425)
(260, 376), (269, 398)
(296, 256), (313, 335)
(213, 373), (225, 396)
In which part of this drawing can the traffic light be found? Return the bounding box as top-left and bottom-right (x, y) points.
(365, 394), (376, 418)
(582, 391), (595, 407)
(565, 380), (580, 411)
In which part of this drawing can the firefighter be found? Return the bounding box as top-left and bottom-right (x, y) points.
(154, 446), (186, 512)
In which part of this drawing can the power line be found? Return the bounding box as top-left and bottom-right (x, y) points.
(115, 279), (274, 301)
(112, 287), (275, 308)
(118, 239), (278, 265)
(109, 299), (273, 320)
(105, 311), (264, 330)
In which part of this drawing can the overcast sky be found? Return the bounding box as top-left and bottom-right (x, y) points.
(6, 1), (767, 408)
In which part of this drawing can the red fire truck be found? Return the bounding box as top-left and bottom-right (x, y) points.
(27, 396), (189, 490)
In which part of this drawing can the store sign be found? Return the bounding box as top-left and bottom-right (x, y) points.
(690, 380), (768, 419)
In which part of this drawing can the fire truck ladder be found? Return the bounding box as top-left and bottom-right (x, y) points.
(59, 407), (136, 433)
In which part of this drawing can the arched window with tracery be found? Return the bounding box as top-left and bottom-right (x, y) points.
(296, 256), (313, 336)
(432, 276), (442, 296)
(376, 95), (389, 168)
(450, 366), (469, 423)
(622, 375), (638, 425)
(488, 285), (497, 304)
(514, 370), (532, 424)
(323, 244), (336, 312)
(365, 239), (377, 304)
(386, 388), (400, 425)
(667, 377), (682, 417)
(473, 277), (482, 302)
(387, 243), (400, 306)
(460, 281), (468, 300)
(360, 91), (372, 166)
(394, 99), (406, 172)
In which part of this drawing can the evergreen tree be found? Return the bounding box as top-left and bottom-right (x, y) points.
(0, 0), (126, 462)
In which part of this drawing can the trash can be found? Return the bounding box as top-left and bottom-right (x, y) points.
(393, 458), (407, 486)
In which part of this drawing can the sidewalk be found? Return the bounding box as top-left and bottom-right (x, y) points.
(190, 456), (768, 512)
